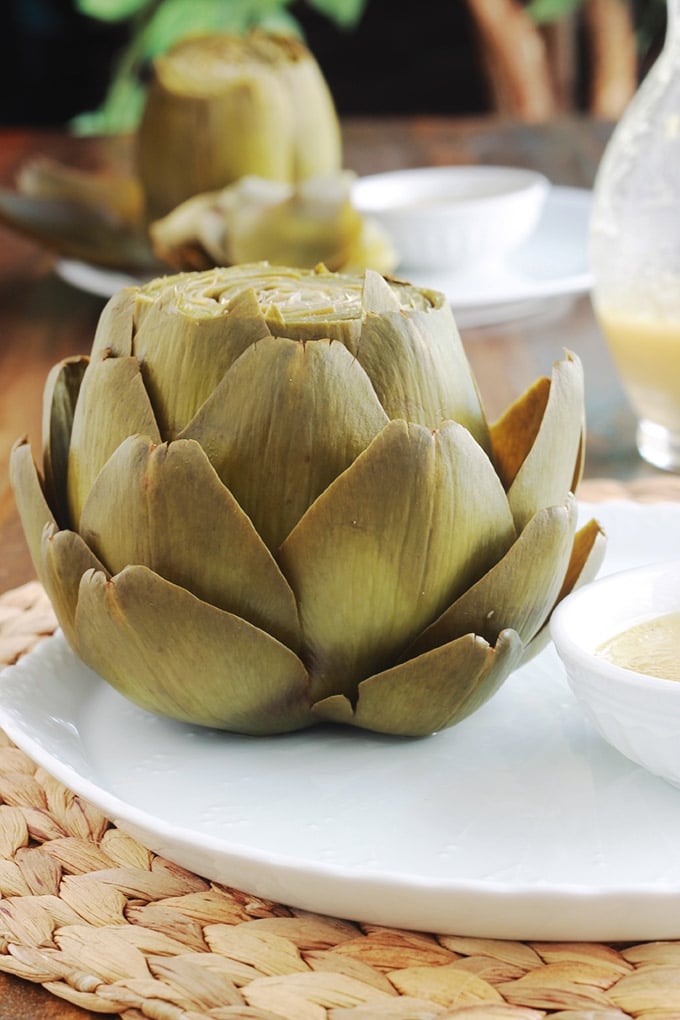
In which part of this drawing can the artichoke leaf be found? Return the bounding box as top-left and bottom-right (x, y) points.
(9, 440), (106, 649)
(131, 283), (272, 438)
(10, 439), (59, 579)
(490, 352), (584, 529)
(40, 526), (108, 652)
(405, 496), (578, 659)
(182, 335), (390, 550)
(18, 156), (144, 230)
(75, 566), (313, 735)
(357, 292), (490, 449)
(313, 628), (524, 736)
(279, 419), (516, 704)
(79, 435), (301, 650)
(90, 287), (137, 361)
(41, 356), (88, 528)
(0, 187), (158, 272)
(361, 268), (402, 313)
(521, 516), (607, 663)
(67, 355), (161, 526)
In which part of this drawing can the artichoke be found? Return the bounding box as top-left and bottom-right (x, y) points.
(149, 172), (397, 275)
(137, 32), (342, 222)
(11, 264), (605, 737)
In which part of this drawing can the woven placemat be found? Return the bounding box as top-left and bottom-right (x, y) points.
(1, 478), (680, 1019)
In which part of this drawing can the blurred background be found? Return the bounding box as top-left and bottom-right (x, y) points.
(0, 0), (667, 130)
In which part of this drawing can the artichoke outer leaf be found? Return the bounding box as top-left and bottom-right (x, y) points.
(10, 439), (60, 581)
(67, 355), (161, 527)
(278, 419), (516, 704)
(40, 526), (109, 652)
(9, 439), (106, 649)
(491, 352), (584, 529)
(313, 628), (524, 736)
(404, 495), (578, 660)
(521, 516), (607, 664)
(75, 566), (313, 735)
(90, 287), (137, 361)
(41, 356), (89, 529)
(182, 335), (390, 551)
(79, 435), (301, 651)
(131, 284), (272, 439)
(357, 293), (490, 449)
(490, 377), (549, 491)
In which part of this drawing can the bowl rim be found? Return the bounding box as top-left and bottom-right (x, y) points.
(550, 557), (680, 692)
(352, 165), (551, 215)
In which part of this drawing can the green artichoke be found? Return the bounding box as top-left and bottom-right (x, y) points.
(11, 264), (605, 737)
(136, 32), (342, 222)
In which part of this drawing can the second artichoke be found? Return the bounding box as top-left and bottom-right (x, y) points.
(137, 32), (342, 221)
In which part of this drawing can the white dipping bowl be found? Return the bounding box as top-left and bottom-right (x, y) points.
(551, 559), (680, 788)
(352, 165), (549, 272)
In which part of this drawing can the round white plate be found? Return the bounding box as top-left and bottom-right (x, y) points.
(1, 500), (679, 942)
(55, 186), (592, 330)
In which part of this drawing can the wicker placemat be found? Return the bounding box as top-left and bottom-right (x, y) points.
(1, 478), (680, 1018)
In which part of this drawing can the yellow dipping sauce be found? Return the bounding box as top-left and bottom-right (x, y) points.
(596, 309), (680, 432)
(598, 611), (680, 681)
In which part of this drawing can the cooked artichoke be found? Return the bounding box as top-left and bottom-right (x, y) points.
(137, 32), (342, 221)
(11, 264), (605, 737)
(149, 172), (396, 274)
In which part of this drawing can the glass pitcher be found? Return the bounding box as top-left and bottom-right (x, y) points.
(590, 0), (680, 472)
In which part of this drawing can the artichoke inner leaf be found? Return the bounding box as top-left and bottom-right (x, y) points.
(182, 334), (390, 551)
(357, 297), (491, 449)
(90, 288), (137, 361)
(130, 284), (272, 439)
(67, 355), (161, 527)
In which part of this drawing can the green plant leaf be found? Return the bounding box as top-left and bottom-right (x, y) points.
(306, 0), (368, 30)
(75, 0), (151, 21)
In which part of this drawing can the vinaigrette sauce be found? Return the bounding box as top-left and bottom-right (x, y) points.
(598, 611), (680, 681)
(597, 309), (680, 432)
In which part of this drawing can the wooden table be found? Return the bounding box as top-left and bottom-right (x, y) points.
(0, 114), (671, 1017)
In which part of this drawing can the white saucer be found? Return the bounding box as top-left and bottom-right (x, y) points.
(405, 186), (593, 328)
(1, 500), (678, 943)
(56, 186), (592, 329)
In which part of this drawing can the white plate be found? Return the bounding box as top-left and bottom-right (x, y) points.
(55, 186), (592, 330)
(1, 500), (679, 942)
(406, 186), (593, 328)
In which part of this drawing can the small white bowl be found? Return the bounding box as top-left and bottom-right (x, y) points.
(551, 559), (680, 788)
(352, 165), (549, 272)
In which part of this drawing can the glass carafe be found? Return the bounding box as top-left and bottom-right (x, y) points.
(590, 0), (680, 471)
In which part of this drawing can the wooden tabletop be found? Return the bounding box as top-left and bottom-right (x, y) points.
(0, 114), (671, 1017)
